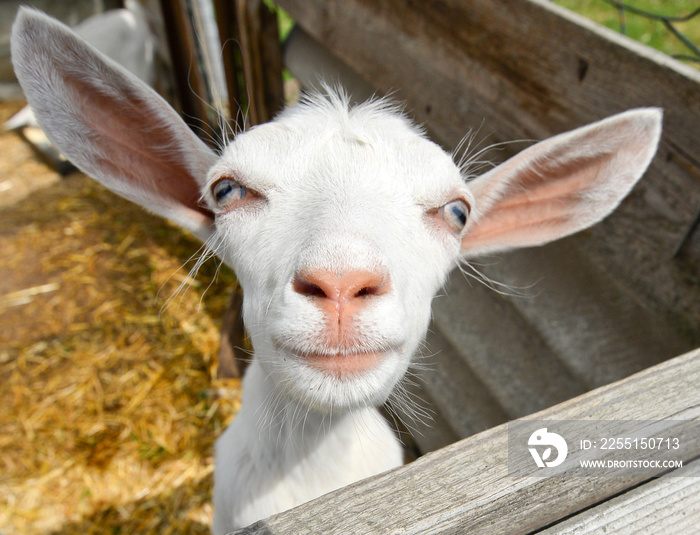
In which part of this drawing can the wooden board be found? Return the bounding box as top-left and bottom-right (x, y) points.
(233, 348), (700, 534)
(277, 0), (700, 346)
(539, 460), (700, 534)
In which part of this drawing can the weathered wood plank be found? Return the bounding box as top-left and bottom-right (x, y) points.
(159, 0), (217, 143)
(431, 270), (589, 418)
(233, 348), (700, 534)
(283, 26), (376, 105)
(538, 460), (700, 534)
(416, 242), (689, 449)
(474, 240), (690, 388)
(277, 0), (700, 345)
(417, 326), (509, 441)
(235, 0), (284, 125)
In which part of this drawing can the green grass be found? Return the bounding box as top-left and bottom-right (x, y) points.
(552, 0), (700, 66)
(265, 0), (294, 41)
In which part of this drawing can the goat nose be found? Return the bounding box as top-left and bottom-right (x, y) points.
(293, 269), (391, 306)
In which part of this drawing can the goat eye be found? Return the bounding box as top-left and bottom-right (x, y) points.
(212, 178), (246, 208)
(440, 199), (470, 233)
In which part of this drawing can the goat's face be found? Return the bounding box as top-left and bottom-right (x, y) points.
(205, 96), (472, 410)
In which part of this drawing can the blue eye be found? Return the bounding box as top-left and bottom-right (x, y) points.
(212, 177), (246, 208)
(440, 199), (470, 233)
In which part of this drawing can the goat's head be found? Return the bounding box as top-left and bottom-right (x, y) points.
(11, 8), (662, 412)
(207, 94), (472, 409)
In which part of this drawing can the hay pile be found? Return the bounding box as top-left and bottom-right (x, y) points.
(0, 101), (241, 534)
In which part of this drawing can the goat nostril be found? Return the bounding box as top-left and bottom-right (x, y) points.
(354, 274), (391, 299)
(293, 276), (327, 298)
(355, 286), (377, 298)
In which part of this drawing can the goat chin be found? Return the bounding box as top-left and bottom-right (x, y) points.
(12, 7), (662, 532)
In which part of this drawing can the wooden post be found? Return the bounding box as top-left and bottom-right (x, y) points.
(212, 0), (244, 122)
(158, 0), (218, 145)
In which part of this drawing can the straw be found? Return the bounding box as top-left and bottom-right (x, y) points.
(0, 101), (241, 534)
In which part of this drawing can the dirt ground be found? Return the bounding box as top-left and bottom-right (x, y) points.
(0, 100), (240, 534)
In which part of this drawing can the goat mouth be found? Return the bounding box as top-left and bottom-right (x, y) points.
(298, 350), (386, 376)
(273, 341), (395, 377)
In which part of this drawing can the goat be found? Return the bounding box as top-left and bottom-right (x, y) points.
(11, 8), (662, 532)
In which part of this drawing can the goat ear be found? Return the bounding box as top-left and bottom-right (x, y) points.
(460, 109), (662, 258)
(11, 8), (217, 243)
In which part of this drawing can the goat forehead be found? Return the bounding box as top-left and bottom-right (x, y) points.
(221, 112), (464, 200)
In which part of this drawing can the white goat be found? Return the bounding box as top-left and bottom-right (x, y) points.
(11, 8), (662, 532)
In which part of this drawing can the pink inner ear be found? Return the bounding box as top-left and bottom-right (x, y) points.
(510, 151), (610, 200)
(465, 158), (608, 246)
(72, 77), (214, 222)
(496, 161), (606, 211)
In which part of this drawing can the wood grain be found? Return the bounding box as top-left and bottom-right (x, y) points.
(539, 460), (700, 534)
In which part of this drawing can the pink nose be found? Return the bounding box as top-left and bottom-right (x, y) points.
(293, 269), (391, 313)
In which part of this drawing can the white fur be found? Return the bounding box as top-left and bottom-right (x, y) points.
(213, 361), (403, 531)
(11, 8), (662, 532)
